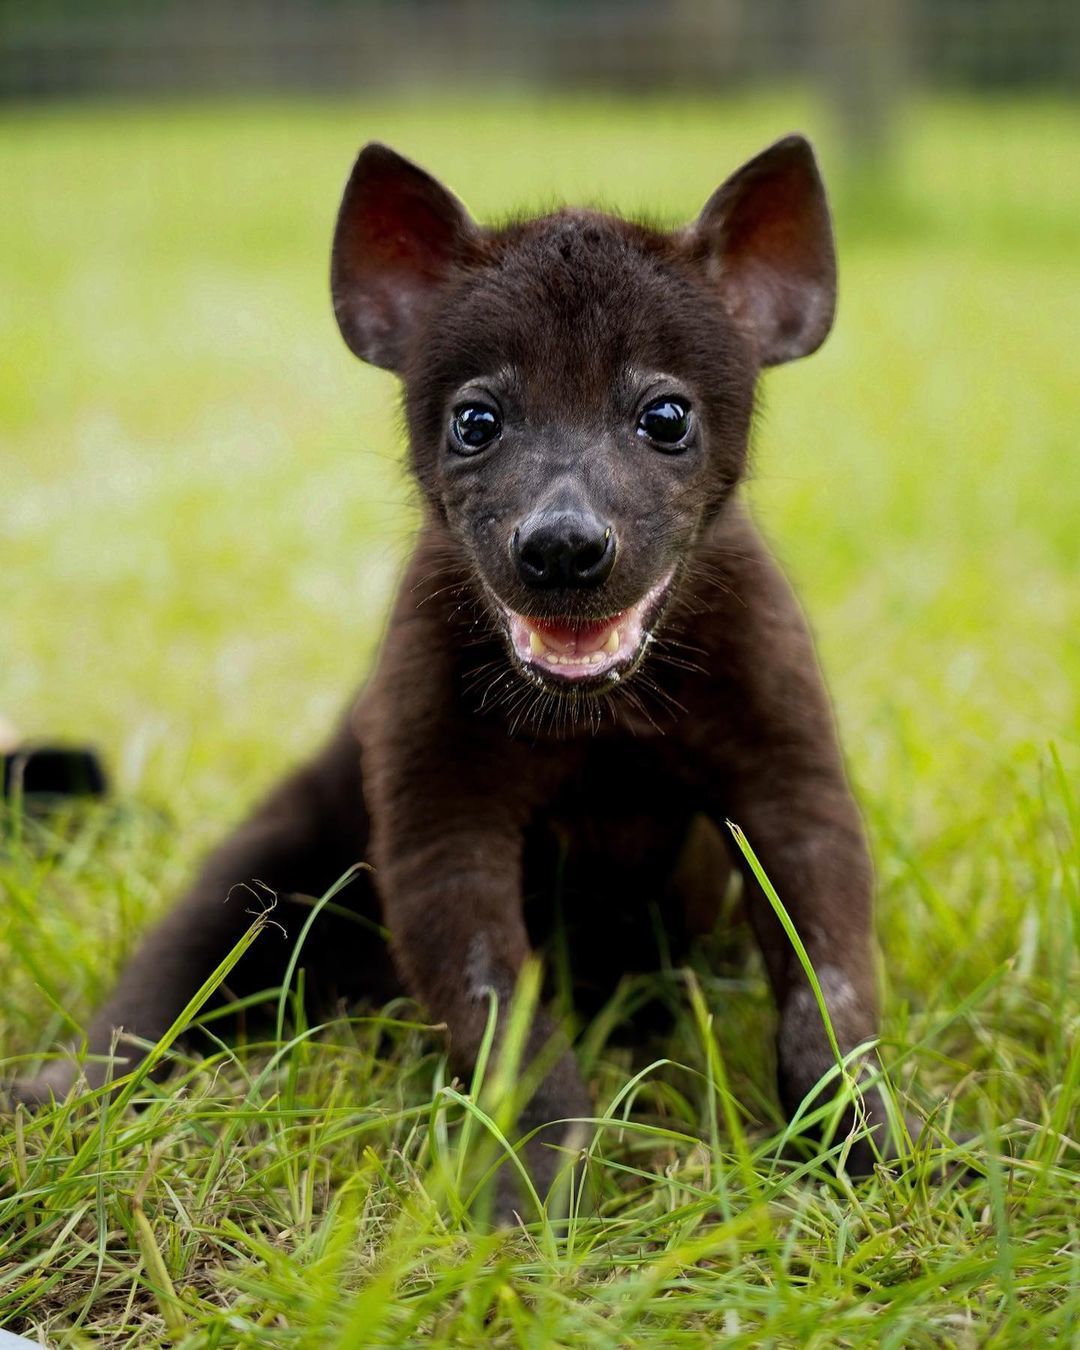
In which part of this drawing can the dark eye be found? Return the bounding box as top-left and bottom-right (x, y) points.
(637, 397), (693, 450)
(450, 403), (502, 455)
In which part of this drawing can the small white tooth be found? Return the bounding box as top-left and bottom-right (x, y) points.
(604, 628), (620, 655)
(529, 630), (545, 656)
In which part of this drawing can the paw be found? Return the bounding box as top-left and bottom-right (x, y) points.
(778, 1049), (924, 1177)
(4, 1064), (76, 1110)
(488, 1058), (592, 1226)
(492, 1116), (591, 1227)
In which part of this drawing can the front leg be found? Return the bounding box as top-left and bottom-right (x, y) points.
(358, 575), (591, 1222)
(374, 826), (590, 1220)
(727, 769), (885, 1170)
(689, 524), (891, 1172)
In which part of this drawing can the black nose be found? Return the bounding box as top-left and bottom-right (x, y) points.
(512, 509), (617, 589)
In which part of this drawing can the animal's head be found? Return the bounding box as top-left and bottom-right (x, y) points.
(331, 137), (835, 694)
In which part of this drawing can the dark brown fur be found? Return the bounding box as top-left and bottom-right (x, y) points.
(13, 136), (893, 1216)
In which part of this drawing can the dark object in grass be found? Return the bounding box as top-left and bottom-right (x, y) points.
(11, 136), (907, 1217)
(2, 745), (108, 803)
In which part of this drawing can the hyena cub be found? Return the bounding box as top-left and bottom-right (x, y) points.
(14, 135), (899, 1216)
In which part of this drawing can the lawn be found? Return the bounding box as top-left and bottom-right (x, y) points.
(1, 93), (1078, 1345)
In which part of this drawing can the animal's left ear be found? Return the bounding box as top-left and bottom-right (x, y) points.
(686, 134), (836, 366)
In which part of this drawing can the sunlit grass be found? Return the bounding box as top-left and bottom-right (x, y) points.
(1, 93), (1078, 1344)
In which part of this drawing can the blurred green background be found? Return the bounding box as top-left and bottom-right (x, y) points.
(4, 90), (1077, 814)
(2, 3), (1078, 1003)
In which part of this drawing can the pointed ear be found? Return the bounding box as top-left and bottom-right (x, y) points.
(331, 143), (478, 371)
(687, 134), (836, 367)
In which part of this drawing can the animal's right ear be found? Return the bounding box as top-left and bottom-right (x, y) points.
(331, 143), (478, 372)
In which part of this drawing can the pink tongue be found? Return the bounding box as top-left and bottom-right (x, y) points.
(532, 616), (618, 656)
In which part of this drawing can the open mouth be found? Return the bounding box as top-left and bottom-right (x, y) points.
(500, 569), (674, 688)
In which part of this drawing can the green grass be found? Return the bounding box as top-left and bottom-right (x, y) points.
(2, 93), (1078, 1345)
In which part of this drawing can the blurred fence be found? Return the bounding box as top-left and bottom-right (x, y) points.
(2, 0), (1075, 177)
(2, 0), (1077, 104)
